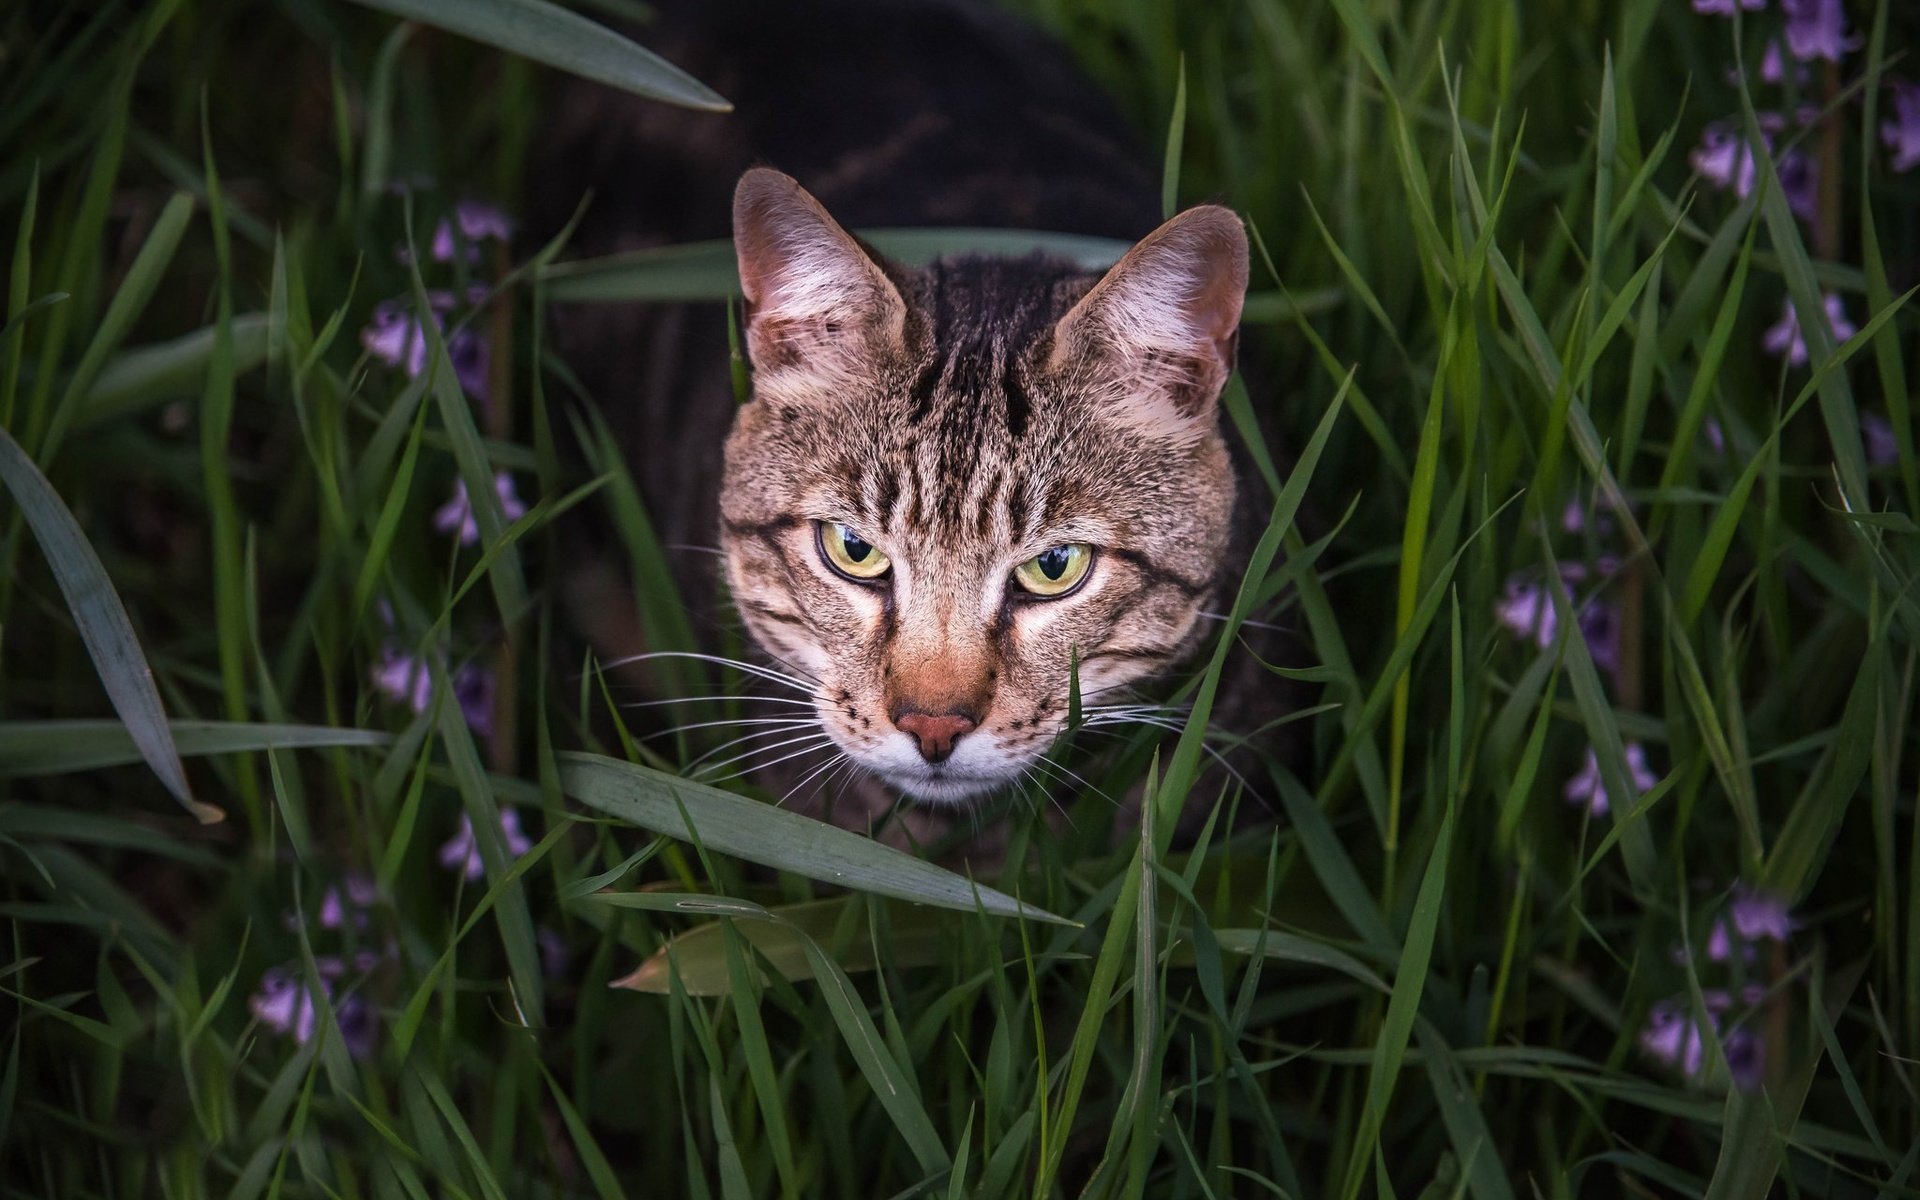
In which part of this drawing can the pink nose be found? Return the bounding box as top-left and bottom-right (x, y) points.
(893, 711), (977, 763)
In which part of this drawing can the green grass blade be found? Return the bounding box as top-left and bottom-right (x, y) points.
(343, 0), (730, 110)
(559, 752), (1071, 924)
(0, 719), (390, 775)
(0, 427), (219, 822)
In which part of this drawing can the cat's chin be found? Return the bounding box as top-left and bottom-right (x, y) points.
(875, 766), (1010, 806)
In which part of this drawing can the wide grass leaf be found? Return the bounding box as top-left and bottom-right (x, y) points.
(0, 719), (390, 776)
(344, 0), (730, 111)
(0, 428), (219, 822)
(558, 751), (1070, 924)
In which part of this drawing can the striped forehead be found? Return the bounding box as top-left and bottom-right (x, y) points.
(830, 254), (1091, 544)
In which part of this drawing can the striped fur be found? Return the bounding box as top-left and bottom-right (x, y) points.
(721, 170), (1247, 804)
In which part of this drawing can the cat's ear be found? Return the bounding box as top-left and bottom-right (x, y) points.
(733, 168), (908, 378)
(1048, 205), (1248, 437)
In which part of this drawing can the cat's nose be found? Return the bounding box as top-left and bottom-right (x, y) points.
(892, 710), (977, 763)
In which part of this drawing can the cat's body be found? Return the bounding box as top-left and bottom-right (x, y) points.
(537, 0), (1269, 840)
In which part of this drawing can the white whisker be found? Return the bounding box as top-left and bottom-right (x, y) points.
(620, 693), (823, 712)
(644, 715), (822, 743)
(702, 737), (839, 784)
(687, 728), (830, 777)
(604, 650), (820, 694)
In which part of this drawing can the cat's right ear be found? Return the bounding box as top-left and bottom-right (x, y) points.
(733, 168), (908, 379)
(1046, 204), (1248, 441)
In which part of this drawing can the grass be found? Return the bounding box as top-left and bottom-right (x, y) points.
(2, 0), (1919, 1195)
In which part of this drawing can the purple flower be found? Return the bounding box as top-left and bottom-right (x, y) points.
(370, 647), (434, 713)
(433, 473), (528, 546)
(1706, 885), (1794, 961)
(1692, 124), (1760, 196)
(448, 328), (491, 410)
(1692, 0), (1764, 12)
(1759, 40), (1807, 86)
(1564, 742), (1658, 817)
(317, 873), (378, 931)
(1763, 293), (1856, 365)
(361, 292), (490, 404)
(249, 969), (377, 1059)
(452, 662), (495, 739)
(1640, 1000), (1710, 1076)
(335, 993), (378, 1059)
(1730, 885), (1793, 941)
(1884, 82), (1920, 172)
(1782, 0), (1857, 62)
(1640, 995), (1765, 1090)
(438, 809), (533, 881)
(1722, 1025), (1765, 1089)
(1579, 601), (1623, 680)
(431, 201), (513, 264)
(370, 645), (495, 735)
(1704, 418), (1727, 455)
(1495, 579), (1557, 647)
(250, 967), (319, 1044)
(1495, 570), (1622, 679)
(361, 298), (433, 378)
(1778, 151), (1819, 224)
(1863, 413), (1898, 468)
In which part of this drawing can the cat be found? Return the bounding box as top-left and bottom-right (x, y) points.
(721, 168), (1246, 805)
(535, 0), (1264, 838)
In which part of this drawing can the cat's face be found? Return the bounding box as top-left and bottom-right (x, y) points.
(720, 169), (1246, 804)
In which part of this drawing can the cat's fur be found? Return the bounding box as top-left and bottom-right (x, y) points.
(536, 0), (1258, 832)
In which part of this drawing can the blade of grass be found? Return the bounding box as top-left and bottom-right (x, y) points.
(559, 752), (1070, 924)
(343, 0), (730, 110)
(0, 427), (218, 822)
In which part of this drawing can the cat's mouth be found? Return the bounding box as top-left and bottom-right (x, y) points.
(845, 724), (1032, 805)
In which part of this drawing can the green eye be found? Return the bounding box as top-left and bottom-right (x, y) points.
(818, 521), (892, 581)
(1013, 544), (1093, 597)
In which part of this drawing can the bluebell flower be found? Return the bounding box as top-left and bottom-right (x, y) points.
(1763, 293), (1856, 365)
(431, 201), (513, 264)
(361, 291), (490, 406)
(1640, 987), (1767, 1090)
(433, 473), (529, 546)
(1496, 565), (1623, 680)
(1863, 413), (1898, 468)
(248, 969), (376, 1059)
(1782, 0), (1857, 62)
(438, 809), (534, 881)
(1884, 82), (1920, 172)
(370, 646), (496, 736)
(317, 873), (378, 931)
(1692, 0), (1764, 13)
(1564, 742), (1658, 817)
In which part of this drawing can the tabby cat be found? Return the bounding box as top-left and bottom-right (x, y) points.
(721, 168), (1246, 803)
(538, 0), (1260, 826)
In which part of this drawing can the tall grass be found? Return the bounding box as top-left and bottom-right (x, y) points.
(2, 0), (1917, 1195)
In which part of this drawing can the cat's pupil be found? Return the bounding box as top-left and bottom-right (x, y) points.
(1037, 547), (1071, 580)
(839, 526), (873, 562)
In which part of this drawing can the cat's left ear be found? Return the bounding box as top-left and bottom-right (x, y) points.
(733, 168), (908, 379)
(1048, 205), (1248, 435)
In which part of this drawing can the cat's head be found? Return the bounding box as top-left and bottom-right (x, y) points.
(720, 168), (1246, 804)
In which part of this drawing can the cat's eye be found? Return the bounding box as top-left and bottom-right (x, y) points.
(817, 521), (892, 581)
(1012, 543), (1093, 598)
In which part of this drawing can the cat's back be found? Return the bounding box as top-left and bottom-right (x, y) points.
(533, 0), (1160, 252)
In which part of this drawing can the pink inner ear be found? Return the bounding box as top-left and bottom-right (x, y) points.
(731, 168), (902, 339)
(1054, 205), (1249, 389)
